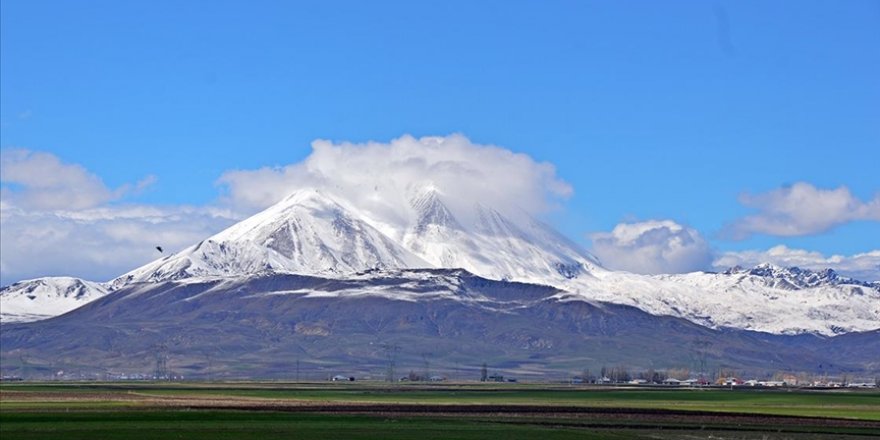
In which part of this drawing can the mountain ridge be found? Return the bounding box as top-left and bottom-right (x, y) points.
(2, 188), (878, 337)
(3, 268), (877, 379)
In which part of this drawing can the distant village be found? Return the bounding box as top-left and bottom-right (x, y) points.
(2, 349), (877, 388)
(3, 365), (878, 389)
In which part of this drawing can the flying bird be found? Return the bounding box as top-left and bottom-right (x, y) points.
(156, 246), (164, 253)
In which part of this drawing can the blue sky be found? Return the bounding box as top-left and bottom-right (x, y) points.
(1, 0), (878, 283)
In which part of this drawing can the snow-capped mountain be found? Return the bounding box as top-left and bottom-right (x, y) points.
(722, 263), (880, 290)
(558, 266), (880, 336)
(401, 188), (599, 284)
(112, 187), (600, 287)
(0, 277), (108, 323)
(111, 189), (430, 286)
(4, 187), (878, 337)
(7, 268), (877, 379)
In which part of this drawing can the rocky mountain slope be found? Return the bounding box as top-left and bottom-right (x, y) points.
(4, 269), (876, 379)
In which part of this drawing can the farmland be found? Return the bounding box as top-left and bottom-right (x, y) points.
(2, 382), (879, 439)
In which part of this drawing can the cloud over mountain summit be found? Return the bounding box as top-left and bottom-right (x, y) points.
(217, 134), (573, 225)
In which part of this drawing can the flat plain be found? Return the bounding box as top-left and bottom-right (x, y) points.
(2, 382), (879, 439)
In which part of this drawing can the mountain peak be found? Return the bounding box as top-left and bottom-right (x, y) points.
(113, 188), (430, 285)
(111, 186), (600, 287)
(722, 264), (878, 291)
(0, 277), (109, 323)
(409, 186), (462, 233)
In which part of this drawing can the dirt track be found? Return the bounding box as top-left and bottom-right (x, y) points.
(177, 403), (879, 429)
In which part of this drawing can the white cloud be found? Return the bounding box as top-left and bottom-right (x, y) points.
(216, 134), (572, 225)
(4, 140), (875, 286)
(589, 218), (880, 281)
(0, 204), (237, 284)
(726, 182), (880, 239)
(0, 149), (155, 210)
(0, 149), (235, 284)
(589, 220), (712, 274)
(715, 245), (880, 282)
(1, 135), (571, 284)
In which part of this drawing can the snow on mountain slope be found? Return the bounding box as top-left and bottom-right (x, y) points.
(0, 277), (109, 323)
(557, 265), (880, 336)
(34, 186), (870, 337)
(114, 187), (600, 287)
(722, 264), (880, 290)
(401, 188), (600, 284)
(6, 187), (602, 322)
(112, 189), (429, 286)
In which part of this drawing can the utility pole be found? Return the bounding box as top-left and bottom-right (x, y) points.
(205, 353), (214, 381)
(19, 355), (28, 380)
(296, 359), (300, 382)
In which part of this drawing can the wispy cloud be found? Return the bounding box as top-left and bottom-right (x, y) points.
(0, 149), (234, 284)
(0, 149), (156, 210)
(0, 204), (237, 284)
(724, 182), (880, 239)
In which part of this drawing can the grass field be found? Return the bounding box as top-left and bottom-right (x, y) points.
(2, 382), (879, 439)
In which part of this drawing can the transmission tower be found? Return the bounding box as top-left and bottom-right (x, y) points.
(421, 352), (433, 380)
(205, 352), (214, 381)
(152, 344), (169, 380)
(380, 343), (400, 382)
(692, 338), (712, 385)
(19, 355), (28, 380)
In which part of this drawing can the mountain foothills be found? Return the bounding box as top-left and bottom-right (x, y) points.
(2, 188), (879, 377)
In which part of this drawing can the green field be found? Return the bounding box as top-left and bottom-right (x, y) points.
(2, 382), (879, 439)
(0, 411), (658, 440)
